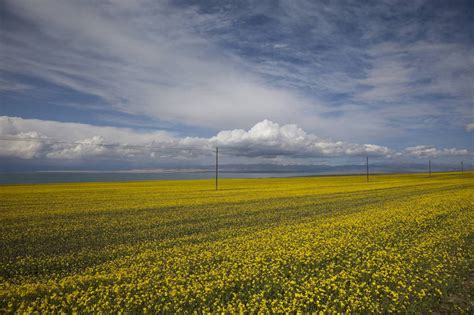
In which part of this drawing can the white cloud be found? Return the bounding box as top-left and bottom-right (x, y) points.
(1, 0), (321, 130)
(0, 116), (394, 161)
(1, 117), (470, 164)
(211, 119), (393, 158)
(0, 116), (210, 160)
(0, 131), (47, 159)
(0, 116), (172, 144)
(403, 145), (469, 158)
(466, 123), (474, 132)
(45, 136), (108, 160)
(358, 41), (474, 105)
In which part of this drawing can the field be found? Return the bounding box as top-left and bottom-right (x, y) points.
(0, 172), (473, 313)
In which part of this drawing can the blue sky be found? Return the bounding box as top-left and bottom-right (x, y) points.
(0, 0), (472, 170)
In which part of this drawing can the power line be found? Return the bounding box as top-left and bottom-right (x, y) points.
(0, 136), (269, 154)
(0, 136), (214, 152)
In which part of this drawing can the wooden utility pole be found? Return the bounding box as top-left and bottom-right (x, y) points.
(366, 156), (369, 182)
(461, 161), (463, 175)
(429, 160), (431, 177)
(215, 147), (219, 191)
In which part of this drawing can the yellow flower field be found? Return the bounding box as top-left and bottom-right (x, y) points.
(0, 172), (473, 313)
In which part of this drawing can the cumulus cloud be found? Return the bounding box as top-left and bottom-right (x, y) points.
(0, 116), (419, 164)
(403, 145), (469, 158)
(45, 136), (109, 160)
(0, 116), (211, 161)
(211, 120), (393, 158)
(0, 132), (47, 159)
(1, 117), (471, 166)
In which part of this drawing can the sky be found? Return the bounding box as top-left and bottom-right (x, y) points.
(0, 0), (472, 171)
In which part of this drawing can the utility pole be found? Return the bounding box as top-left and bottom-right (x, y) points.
(461, 161), (463, 175)
(215, 147), (219, 191)
(429, 160), (431, 177)
(366, 155), (369, 182)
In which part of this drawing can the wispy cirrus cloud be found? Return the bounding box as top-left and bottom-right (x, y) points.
(0, 0), (323, 131)
(180, 0), (473, 140)
(357, 41), (473, 105)
(0, 78), (32, 92)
